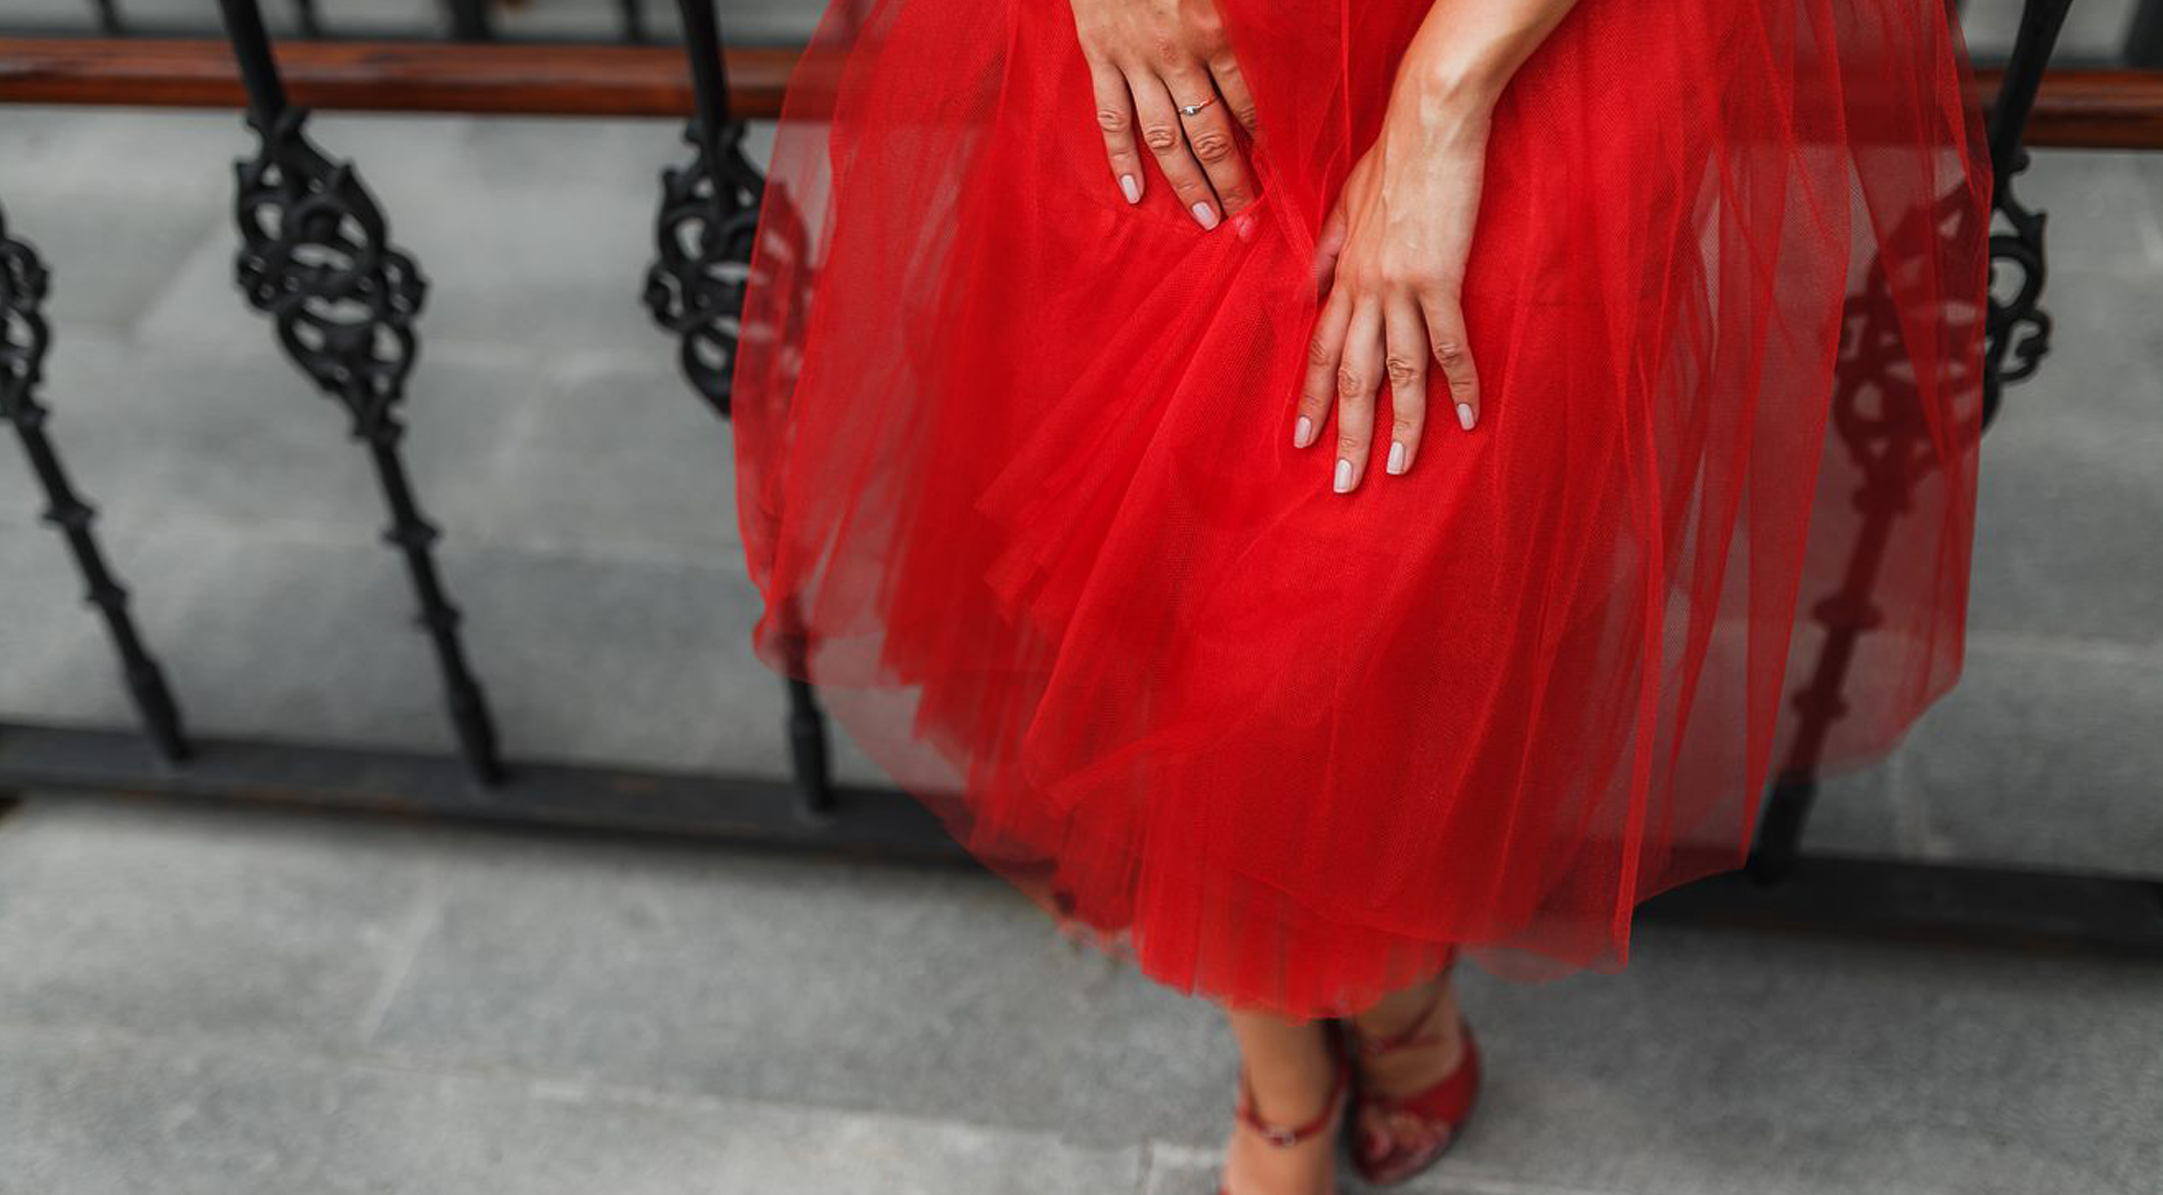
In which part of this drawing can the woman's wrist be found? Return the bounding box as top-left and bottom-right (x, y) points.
(1385, 66), (1501, 141)
(1390, 52), (1507, 124)
(1381, 51), (1500, 157)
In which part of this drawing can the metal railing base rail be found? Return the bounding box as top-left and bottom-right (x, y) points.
(1641, 855), (2163, 962)
(0, 719), (960, 862)
(5, 719), (2160, 964)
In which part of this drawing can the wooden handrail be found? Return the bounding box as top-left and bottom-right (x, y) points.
(2015, 67), (2163, 148)
(0, 38), (806, 118)
(2, 38), (2160, 148)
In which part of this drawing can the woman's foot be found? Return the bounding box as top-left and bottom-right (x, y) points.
(1218, 1010), (1352, 1195)
(1343, 971), (1472, 1177)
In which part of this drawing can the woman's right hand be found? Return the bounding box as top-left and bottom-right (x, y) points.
(1297, 76), (1492, 494)
(1067, 0), (1261, 231)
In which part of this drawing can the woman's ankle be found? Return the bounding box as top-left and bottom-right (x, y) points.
(1224, 1011), (1338, 1119)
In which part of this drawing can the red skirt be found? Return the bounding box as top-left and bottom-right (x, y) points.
(729, 0), (1992, 1020)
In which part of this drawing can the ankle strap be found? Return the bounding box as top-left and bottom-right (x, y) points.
(1351, 983), (1446, 1056)
(1235, 1045), (1349, 1148)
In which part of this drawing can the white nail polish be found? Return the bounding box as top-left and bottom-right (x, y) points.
(1294, 415), (1313, 447)
(1191, 201), (1219, 230)
(1333, 458), (1353, 492)
(1456, 401), (1475, 431)
(1387, 440), (1406, 474)
(1120, 174), (1140, 204)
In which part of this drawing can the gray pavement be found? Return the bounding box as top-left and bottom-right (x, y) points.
(2, 4), (2161, 1193)
(1, 794), (2158, 1195)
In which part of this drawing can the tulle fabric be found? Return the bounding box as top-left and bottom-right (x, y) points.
(728, 0), (1991, 1020)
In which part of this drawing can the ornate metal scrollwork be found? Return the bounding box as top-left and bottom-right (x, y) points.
(1983, 145), (2053, 423)
(642, 115), (767, 419)
(1827, 186), (1993, 492)
(0, 209), (48, 421)
(234, 107), (427, 443)
(1976, 0), (2074, 424)
(1, 204), (190, 762)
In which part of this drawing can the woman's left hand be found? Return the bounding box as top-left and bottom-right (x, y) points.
(1296, 80), (1494, 493)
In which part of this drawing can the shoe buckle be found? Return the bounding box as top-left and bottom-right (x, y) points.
(1261, 1125), (1301, 1148)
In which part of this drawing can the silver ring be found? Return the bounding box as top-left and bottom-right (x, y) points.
(1175, 95), (1218, 118)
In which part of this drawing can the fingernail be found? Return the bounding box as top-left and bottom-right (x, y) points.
(1333, 458), (1353, 493)
(1119, 174), (1140, 204)
(1293, 415), (1314, 448)
(1191, 201), (1219, 230)
(1387, 440), (1407, 474)
(1232, 211), (1256, 242)
(1456, 401), (1476, 431)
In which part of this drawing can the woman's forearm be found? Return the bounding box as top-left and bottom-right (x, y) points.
(1395, 0), (1583, 112)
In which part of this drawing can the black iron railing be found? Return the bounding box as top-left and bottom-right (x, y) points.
(3, 0), (2160, 957)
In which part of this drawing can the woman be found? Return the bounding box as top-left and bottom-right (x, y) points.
(730, 0), (1990, 1189)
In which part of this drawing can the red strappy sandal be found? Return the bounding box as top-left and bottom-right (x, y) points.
(1337, 958), (1481, 1186)
(1215, 1026), (1353, 1195)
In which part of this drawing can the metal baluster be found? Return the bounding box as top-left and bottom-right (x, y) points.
(89, 0), (124, 36)
(292, 0), (323, 40)
(779, 621), (834, 821)
(1751, 243), (1948, 882)
(442, 0), (495, 42)
(2127, 0), (2163, 69)
(618, 0), (650, 44)
(646, 0), (833, 817)
(1, 205), (189, 763)
(1749, 0), (2071, 883)
(214, 0), (506, 786)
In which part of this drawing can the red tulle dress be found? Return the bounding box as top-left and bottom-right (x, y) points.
(729, 0), (1992, 1020)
